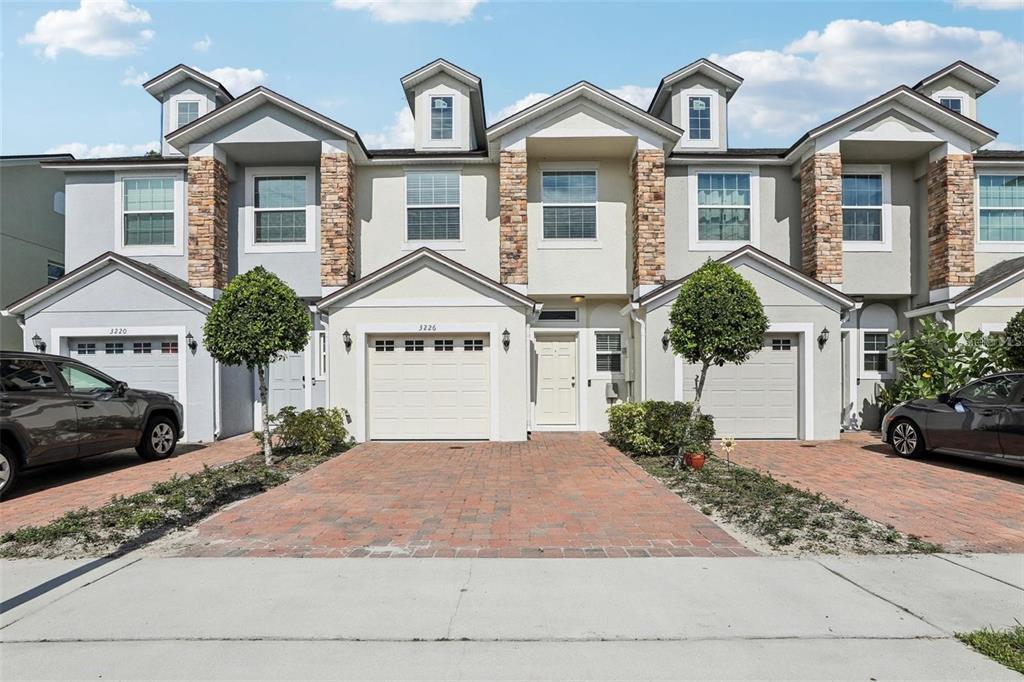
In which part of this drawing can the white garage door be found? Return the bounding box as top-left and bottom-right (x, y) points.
(689, 334), (799, 439)
(368, 334), (490, 440)
(69, 337), (180, 400)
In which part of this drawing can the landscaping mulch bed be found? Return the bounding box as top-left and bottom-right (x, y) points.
(0, 447), (346, 560)
(956, 626), (1024, 675)
(637, 454), (943, 555)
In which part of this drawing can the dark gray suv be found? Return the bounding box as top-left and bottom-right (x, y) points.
(0, 351), (184, 498)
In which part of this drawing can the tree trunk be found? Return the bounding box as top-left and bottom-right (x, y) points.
(257, 365), (272, 466)
(674, 360), (712, 471)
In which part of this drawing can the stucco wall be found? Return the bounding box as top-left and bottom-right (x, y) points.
(413, 73), (474, 151)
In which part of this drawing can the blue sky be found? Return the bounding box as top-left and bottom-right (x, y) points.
(1, 0), (1022, 157)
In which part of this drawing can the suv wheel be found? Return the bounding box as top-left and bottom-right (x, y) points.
(890, 419), (925, 458)
(136, 417), (178, 461)
(0, 446), (19, 499)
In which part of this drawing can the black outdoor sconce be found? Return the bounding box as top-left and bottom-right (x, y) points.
(818, 327), (830, 349)
(502, 328), (510, 351)
(185, 332), (198, 353)
(343, 329), (352, 352)
(662, 328), (670, 351)
(31, 334), (46, 352)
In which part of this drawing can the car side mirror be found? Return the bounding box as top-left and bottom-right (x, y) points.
(937, 392), (951, 405)
(115, 381), (128, 396)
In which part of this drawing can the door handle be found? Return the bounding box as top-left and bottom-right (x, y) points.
(75, 401), (95, 409)
(979, 409), (996, 417)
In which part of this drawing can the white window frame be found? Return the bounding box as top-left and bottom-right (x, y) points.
(594, 330), (624, 375)
(404, 169), (463, 248)
(113, 171), (186, 257)
(176, 99), (202, 129)
(938, 96), (963, 114)
(975, 171), (1024, 253)
(540, 164), (600, 248)
(841, 164), (892, 253)
(678, 86), (719, 148)
(860, 328), (893, 380)
(688, 166), (760, 251)
(244, 166), (317, 254)
(429, 95), (454, 141)
(420, 87), (461, 150)
(687, 95), (713, 142)
(536, 308), (580, 326)
(315, 330), (328, 381)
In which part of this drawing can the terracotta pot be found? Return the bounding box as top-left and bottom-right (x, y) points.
(687, 453), (706, 470)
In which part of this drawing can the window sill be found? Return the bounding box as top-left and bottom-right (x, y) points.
(117, 244), (183, 257)
(401, 241), (465, 251)
(843, 242), (892, 253)
(976, 241), (1024, 253)
(689, 240), (753, 252)
(537, 240), (603, 250)
(244, 243), (316, 254)
(861, 371), (893, 381)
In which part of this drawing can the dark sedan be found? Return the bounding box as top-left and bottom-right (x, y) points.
(0, 351), (184, 498)
(881, 372), (1024, 466)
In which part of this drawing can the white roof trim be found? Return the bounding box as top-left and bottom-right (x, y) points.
(649, 59), (743, 114)
(44, 162), (188, 171)
(957, 267), (1024, 308)
(317, 249), (537, 311)
(486, 82), (682, 142)
(144, 66), (231, 101)
(401, 59), (480, 90)
(905, 301), (955, 319)
(916, 63), (998, 93)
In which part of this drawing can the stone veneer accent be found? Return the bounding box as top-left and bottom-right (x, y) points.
(631, 149), (666, 288)
(187, 155), (229, 290)
(499, 150), (528, 285)
(927, 154), (976, 292)
(799, 152), (844, 285)
(320, 153), (356, 287)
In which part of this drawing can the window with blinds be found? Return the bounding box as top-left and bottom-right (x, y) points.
(123, 178), (175, 246)
(595, 332), (622, 372)
(407, 171), (460, 241)
(542, 170), (597, 239)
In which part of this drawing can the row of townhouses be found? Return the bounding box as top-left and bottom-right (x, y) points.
(3, 58), (1022, 444)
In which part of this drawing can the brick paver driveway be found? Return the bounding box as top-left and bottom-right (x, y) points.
(175, 432), (750, 558)
(728, 432), (1024, 552)
(0, 435), (256, 534)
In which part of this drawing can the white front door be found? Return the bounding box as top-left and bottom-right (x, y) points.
(268, 351), (306, 415)
(535, 335), (578, 426)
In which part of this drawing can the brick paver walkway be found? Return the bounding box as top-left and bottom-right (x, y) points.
(0, 435), (257, 534)
(727, 432), (1024, 552)
(175, 432), (750, 558)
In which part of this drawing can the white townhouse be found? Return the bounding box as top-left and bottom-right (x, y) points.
(4, 59), (1022, 443)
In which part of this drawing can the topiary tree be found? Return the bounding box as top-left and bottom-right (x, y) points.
(1005, 310), (1024, 369)
(669, 258), (769, 419)
(203, 267), (312, 465)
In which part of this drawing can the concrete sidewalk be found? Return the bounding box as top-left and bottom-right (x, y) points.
(1, 554), (1022, 680)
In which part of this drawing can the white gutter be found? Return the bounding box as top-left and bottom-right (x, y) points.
(622, 302), (646, 401)
(904, 301), (956, 319)
(213, 360), (222, 440)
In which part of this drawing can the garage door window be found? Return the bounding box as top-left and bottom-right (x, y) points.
(434, 339), (455, 352)
(405, 340), (424, 352)
(464, 339), (484, 351)
(133, 342), (152, 354)
(161, 341), (178, 355)
(596, 333), (622, 372)
(105, 342), (124, 355)
(374, 340), (395, 352)
(771, 338), (792, 351)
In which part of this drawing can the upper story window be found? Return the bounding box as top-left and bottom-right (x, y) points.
(542, 170), (597, 239)
(979, 175), (1024, 243)
(244, 167), (315, 253)
(430, 96), (454, 140)
(407, 171), (460, 241)
(123, 177), (175, 246)
(938, 97), (963, 114)
(696, 172), (750, 242)
(176, 101), (200, 128)
(47, 261), (64, 283)
(688, 96), (712, 140)
(842, 175), (882, 241)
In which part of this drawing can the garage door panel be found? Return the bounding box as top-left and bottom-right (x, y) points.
(70, 336), (179, 400)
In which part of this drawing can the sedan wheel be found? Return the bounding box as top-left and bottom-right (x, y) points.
(151, 423), (175, 455)
(0, 448), (18, 499)
(891, 420), (924, 458)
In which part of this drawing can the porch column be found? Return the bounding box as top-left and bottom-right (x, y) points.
(187, 154), (229, 291)
(632, 149), (666, 292)
(927, 152), (975, 299)
(499, 150), (528, 286)
(321, 151), (356, 289)
(799, 152), (844, 286)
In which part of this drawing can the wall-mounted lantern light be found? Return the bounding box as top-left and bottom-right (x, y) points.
(31, 334), (46, 353)
(343, 330), (352, 352)
(185, 332), (198, 353)
(818, 327), (830, 349)
(662, 328), (670, 351)
(502, 328), (511, 351)
(570, 295), (586, 304)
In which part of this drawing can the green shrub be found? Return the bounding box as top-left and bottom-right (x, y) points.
(607, 400), (715, 458)
(255, 406), (352, 458)
(1005, 310), (1024, 370)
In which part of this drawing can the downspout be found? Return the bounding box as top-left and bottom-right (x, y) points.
(624, 303), (646, 401)
(213, 360), (222, 440)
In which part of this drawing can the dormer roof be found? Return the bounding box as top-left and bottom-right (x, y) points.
(143, 64), (233, 103)
(648, 58), (744, 115)
(401, 58), (487, 143)
(913, 60), (999, 96)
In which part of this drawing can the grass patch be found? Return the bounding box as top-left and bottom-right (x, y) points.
(956, 625), (1024, 674)
(0, 446), (346, 559)
(636, 454), (942, 555)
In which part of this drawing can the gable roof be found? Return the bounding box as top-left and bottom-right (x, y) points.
(953, 256), (1024, 306)
(635, 245), (855, 310)
(648, 58), (744, 115)
(143, 64), (233, 103)
(316, 248), (537, 311)
(913, 60), (999, 95)
(164, 86), (369, 157)
(400, 59), (487, 145)
(486, 81), (683, 144)
(2, 252), (213, 316)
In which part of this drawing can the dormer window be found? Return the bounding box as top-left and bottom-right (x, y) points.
(430, 96), (453, 140)
(176, 101), (200, 128)
(938, 97), (963, 114)
(688, 96), (712, 140)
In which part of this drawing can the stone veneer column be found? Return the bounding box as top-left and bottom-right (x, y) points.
(499, 150), (528, 286)
(632, 149), (666, 290)
(927, 154), (975, 294)
(187, 155), (229, 290)
(320, 152), (356, 288)
(799, 152), (844, 286)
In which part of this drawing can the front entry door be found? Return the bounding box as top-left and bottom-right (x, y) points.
(268, 351), (306, 416)
(535, 335), (577, 426)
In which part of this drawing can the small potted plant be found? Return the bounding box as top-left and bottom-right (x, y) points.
(682, 411), (714, 471)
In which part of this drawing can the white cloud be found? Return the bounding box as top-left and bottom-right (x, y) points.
(952, 0), (1023, 9)
(708, 19), (1023, 143)
(332, 0), (483, 24)
(364, 107), (415, 148)
(21, 0), (154, 60)
(200, 66), (267, 94)
(193, 34), (213, 52)
(46, 140), (159, 158)
(120, 66), (149, 87)
(492, 92), (550, 123)
(609, 85), (656, 109)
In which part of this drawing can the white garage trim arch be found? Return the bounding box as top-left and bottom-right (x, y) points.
(673, 322), (815, 440)
(353, 322), (503, 442)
